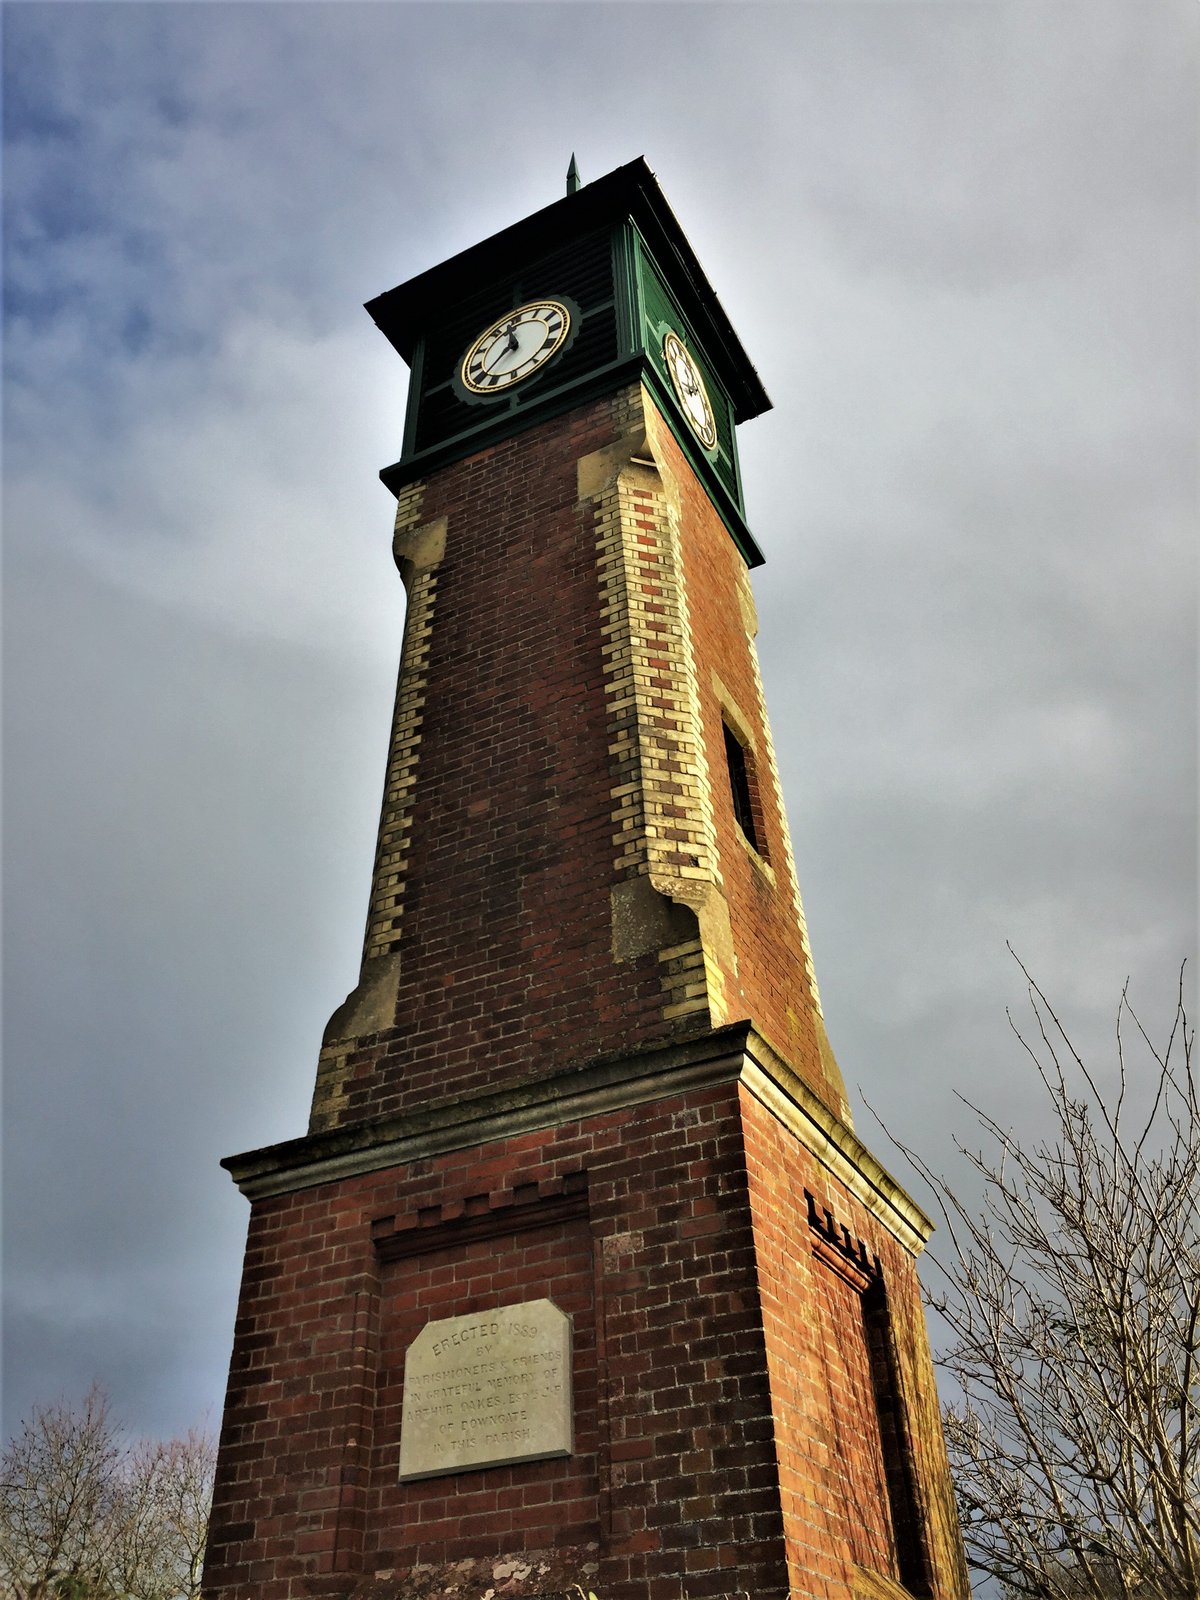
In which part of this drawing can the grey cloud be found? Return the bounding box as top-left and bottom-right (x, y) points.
(4, 0), (1194, 1445)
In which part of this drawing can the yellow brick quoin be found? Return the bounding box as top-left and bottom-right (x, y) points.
(361, 492), (444, 965)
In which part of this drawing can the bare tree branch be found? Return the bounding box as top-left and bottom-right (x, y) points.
(881, 961), (1197, 1600)
(0, 1394), (215, 1600)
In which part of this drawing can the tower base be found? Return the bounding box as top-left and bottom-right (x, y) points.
(204, 1025), (966, 1600)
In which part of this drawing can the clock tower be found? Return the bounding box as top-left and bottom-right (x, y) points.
(203, 159), (968, 1600)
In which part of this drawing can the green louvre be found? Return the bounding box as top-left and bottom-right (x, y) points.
(369, 159), (767, 565)
(412, 227), (620, 456)
(630, 231), (743, 514)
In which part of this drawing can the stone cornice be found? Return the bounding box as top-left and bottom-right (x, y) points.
(223, 1025), (755, 1202)
(740, 1033), (933, 1255)
(223, 1023), (933, 1255)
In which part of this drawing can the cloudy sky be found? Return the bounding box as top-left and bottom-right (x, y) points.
(3, 2), (1195, 1446)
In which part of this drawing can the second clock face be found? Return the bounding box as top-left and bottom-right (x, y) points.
(461, 301), (572, 394)
(663, 330), (718, 451)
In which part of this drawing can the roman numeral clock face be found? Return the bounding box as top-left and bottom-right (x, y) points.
(663, 330), (718, 452)
(460, 301), (572, 394)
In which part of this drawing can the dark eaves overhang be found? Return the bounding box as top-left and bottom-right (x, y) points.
(365, 156), (772, 427)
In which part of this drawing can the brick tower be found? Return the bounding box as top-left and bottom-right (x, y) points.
(203, 159), (968, 1600)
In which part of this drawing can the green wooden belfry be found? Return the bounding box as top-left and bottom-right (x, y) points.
(366, 157), (772, 568)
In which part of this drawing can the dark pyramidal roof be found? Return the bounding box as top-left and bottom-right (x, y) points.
(365, 156), (771, 426)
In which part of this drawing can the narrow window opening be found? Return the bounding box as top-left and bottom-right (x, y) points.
(862, 1280), (935, 1597)
(723, 722), (762, 853)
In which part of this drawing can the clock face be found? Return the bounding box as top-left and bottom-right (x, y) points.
(461, 301), (572, 394)
(663, 330), (718, 451)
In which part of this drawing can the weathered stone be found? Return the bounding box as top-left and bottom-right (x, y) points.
(398, 1299), (572, 1481)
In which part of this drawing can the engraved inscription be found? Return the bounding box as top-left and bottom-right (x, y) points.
(399, 1298), (573, 1480)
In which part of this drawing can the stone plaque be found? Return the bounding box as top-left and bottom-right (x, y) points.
(398, 1298), (573, 1480)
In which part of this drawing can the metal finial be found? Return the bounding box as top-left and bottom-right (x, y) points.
(566, 154), (582, 195)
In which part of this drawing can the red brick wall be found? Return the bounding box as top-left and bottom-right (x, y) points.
(646, 416), (831, 1103)
(204, 1084), (792, 1600)
(208, 384), (966, 1600)
(740, 1088), (968, 1600)
(328, 399), (681, 1129)
(321, 388), (839, 1132)
(369, 1213), (598, 1563)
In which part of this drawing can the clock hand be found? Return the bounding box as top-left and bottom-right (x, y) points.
(483, 324), (521, 374)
